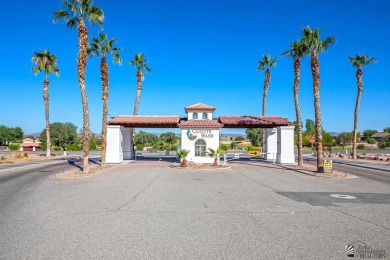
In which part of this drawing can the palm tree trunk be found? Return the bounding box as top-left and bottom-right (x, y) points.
(78, 19), (90, 173)
(261, 69), (271, 150)
(293, 57), (303, 166)
(133, 68), (142, 115)
(131, 69), (143, 159)
(352, 67), (363, 159)
(43, 77), (50, 157)
(311, 51), (324, 173)
(100, 57), (109, 168)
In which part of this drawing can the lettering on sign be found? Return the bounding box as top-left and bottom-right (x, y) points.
(189, 130), (214, 139)
(323, 159), (333, 170)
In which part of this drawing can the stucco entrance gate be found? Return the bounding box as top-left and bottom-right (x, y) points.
(106, 103), (295, 165)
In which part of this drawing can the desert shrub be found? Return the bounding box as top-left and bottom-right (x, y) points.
(53, 146), (61, 151)
(8, 143), (20, 151)
(367, 138), (376, 144)
(356, 144), (365, 150)
(23, 152), (28, 158)
(234, 136), (245, 142)
(14, 153), (24, 159)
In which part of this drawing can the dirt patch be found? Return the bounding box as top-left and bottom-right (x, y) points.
(171, 162), (231, 170)
(52, 161), (132, 179)
(281, 164), (357, 179)
(0, 153), (67, 165)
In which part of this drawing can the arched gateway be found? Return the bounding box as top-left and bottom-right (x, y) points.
(106, 103), (295, 164)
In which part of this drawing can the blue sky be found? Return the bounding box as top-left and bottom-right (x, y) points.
(1, 0), (389, 135)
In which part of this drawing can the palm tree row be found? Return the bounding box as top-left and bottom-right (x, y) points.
(260, 26), (375, 172)
(32, 0), (151, 173)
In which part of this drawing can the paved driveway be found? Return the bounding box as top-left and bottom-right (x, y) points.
(1, 161), (389, 259)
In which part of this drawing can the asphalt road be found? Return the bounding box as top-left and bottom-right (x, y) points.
(303, 157), (390, 184)
(0, 159), (389, 259)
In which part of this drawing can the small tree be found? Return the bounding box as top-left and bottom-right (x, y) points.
(230, 141), (237, 150)
(246, 128), (262, 147)
(40, 122), (78, 151)
(160, 132), (178, 149)
(335, 132), (353, 148)
(234, 136), (245, 142)
(177, 149), (190, 167)
(207, 147), (225, 166)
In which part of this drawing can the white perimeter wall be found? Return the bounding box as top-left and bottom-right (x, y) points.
(276, 126), (295, 164)
(106, 125), (123, 163)
(181, 128), (220, 164)
(265, 128), (277, 160)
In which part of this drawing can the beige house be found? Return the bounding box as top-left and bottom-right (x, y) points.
(20, 138), (41, 152)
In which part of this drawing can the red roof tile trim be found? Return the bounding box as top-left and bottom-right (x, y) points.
(218, 116), (293, 128)
(185, 103), (216, 112)
(178, 120), (223, 128)
(108, 115), (180, 128)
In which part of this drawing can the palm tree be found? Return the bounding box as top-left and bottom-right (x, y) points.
(207, 147), (225, 166)
(54, 0), (104, 173)
(282, 41), (307, 167)
(177, 149), (190, 167)
(257, 54), (277, 150)
(88, 32), (122, 168)
(130, 53), (151, 115)
(349, 55), (377, 159)
(301, 26), (335, 173)
(31, 50), (59, 158)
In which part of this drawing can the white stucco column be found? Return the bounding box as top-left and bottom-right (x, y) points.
(122, 127), (133, 160)
(106, 125), (123, 164)
(276, 126), (295, 164)
(264, 128), (277, 160)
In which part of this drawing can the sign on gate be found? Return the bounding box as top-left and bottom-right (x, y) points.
(249, 150), (259, 156)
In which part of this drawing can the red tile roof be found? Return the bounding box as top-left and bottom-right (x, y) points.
(218, 116), (293, 128)
(108, 115), (181, 128)
(20, 142), (41, 147)
(185, 103), (216, 112)
(178, 119), (223, 128)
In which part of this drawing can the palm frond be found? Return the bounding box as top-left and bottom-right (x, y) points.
(53, 10), (69, 23)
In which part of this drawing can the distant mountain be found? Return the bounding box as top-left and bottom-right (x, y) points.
(24, 133), (41, 138)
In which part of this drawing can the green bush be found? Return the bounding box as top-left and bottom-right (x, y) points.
(8, 143), (20, 151)
(89, 139), (97, 150)
(136, 144), (144, 151)
(247, 145), (254, 151)
(152, 144), (159, 150)
(230, 142), (237, 149)
(170, 146), (178, 151)
(367, 138), (376, 144)
(356, 144), (365, 150)
(66, 143), (82, 151)
(53, 146), (61, 151)
(234, 136), (245, 142)
(162, 145), (170, 151)
(220, 144), (229, 151)
(40, 143), (47, 151)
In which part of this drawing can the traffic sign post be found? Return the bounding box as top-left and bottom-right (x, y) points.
(323, 159), (333, 174)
